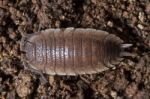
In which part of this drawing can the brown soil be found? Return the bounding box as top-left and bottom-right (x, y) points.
(0, 0), (150, 99)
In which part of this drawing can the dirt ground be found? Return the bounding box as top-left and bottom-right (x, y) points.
(0, 0), (150, 99)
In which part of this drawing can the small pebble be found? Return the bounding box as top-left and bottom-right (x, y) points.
(122, 11), (128, 18)
(125, 83), (137, 98)
(107, 21), (113, 27)
(111, 90), (117, 99)
(15, 72), (34, 98)
(9, 32), (17, 40)
(138, 12), (145, 22)
(1, 36), (6, 44)
(137, 24), (144, 30)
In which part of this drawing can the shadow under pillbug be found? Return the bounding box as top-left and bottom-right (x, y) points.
(20, 27), (132, 76)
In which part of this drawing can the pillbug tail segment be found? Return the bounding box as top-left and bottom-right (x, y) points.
(120, 52), (133, 57)
(102, 34), (124, 67)
(120, 43), (133, 57)
(121, 44), (133, 49)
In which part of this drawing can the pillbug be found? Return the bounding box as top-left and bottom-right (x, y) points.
(20, 27), (132, 76)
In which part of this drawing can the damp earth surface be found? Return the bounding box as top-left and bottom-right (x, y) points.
(0, 0), (150, 98)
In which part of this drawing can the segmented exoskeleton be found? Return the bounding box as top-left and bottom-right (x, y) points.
(20, 28), (132, 75)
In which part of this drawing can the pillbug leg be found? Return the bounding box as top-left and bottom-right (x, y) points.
(22, 61), (48, 84)
(106, 62), (116, 69)
(20, 31), (27, 38)
(102, 60), (113, 69)
(22, 61), (30, 70)
(37, 24), (42, 32)
(29, 68), (48, 84)
(111, 57), (123, 65)
(28, 64), (48, 84)
(32, 70), (48, 84)
(117, 58), (124, 61)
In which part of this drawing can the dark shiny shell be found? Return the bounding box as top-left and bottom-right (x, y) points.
(21, 28), (124, 75)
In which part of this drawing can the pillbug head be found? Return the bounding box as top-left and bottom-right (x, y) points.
(20, 35), (36, 62)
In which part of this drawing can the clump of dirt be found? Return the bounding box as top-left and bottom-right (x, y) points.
(0, 0), (150, 98)
(15, 70), (34, 98)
